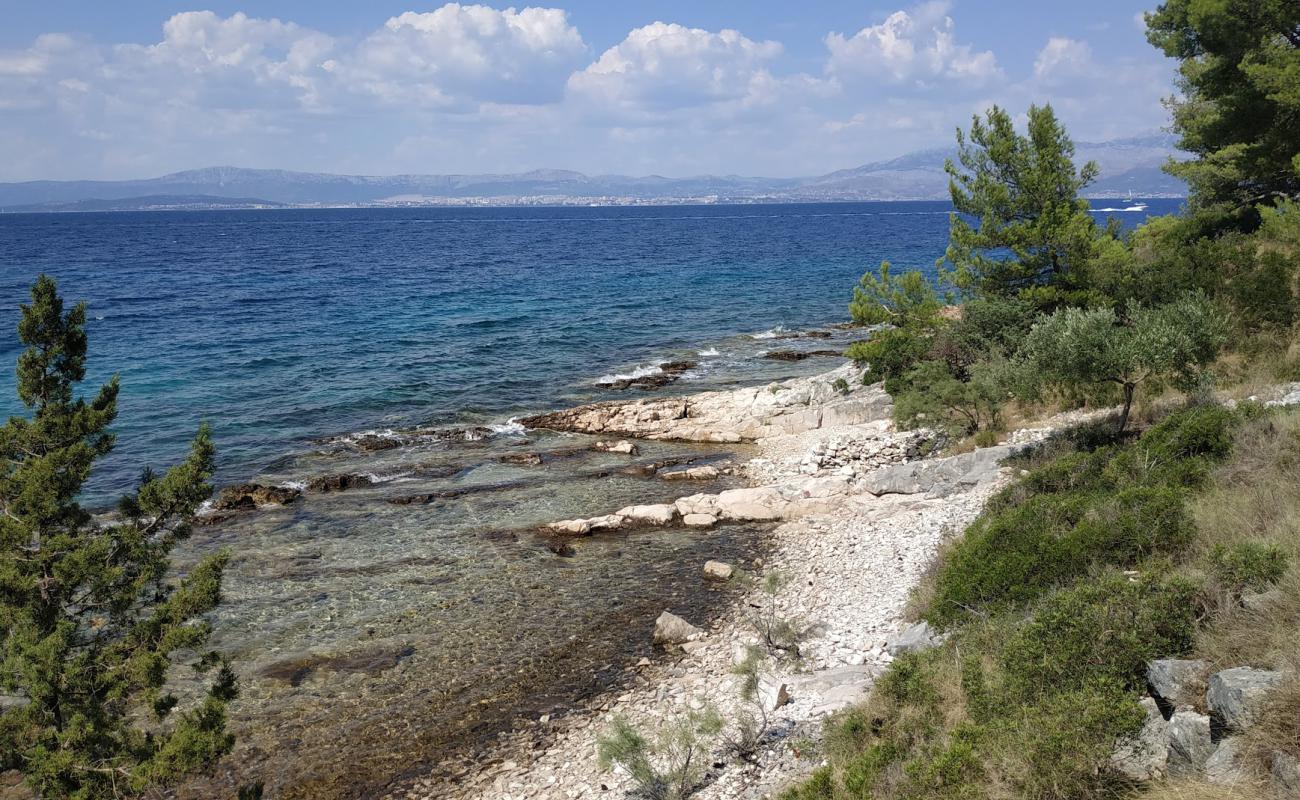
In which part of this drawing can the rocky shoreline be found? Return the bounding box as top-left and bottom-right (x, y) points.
(382, 363), (1061, 800)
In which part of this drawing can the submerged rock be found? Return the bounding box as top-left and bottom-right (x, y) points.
(762, 349), (843, 361)
(213, 483), (302, 510)
(499, 452), (544, 466)
(660, 465), (720, 481)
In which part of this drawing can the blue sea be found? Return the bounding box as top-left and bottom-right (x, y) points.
(0, 200), (1179, 798)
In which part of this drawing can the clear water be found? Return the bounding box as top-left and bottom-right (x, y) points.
(0, 201), (1179, 797)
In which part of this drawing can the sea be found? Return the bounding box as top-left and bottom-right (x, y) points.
(0, 200), (1178, 797)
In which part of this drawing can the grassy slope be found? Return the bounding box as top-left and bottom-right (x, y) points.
(782, 403), (1299, 800)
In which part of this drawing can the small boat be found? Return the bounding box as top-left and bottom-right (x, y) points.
(1123, 191), (1148, 212)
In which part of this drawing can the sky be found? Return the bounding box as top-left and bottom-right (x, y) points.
(0, 1), (1178, 182)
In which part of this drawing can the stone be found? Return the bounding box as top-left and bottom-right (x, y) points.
(758, 676), (790, 710)
(682, 513), (718, 529)
(863, 445), (1018, 497)
(1241, 589), (1285, 611)
(653, 612), (703, 646)
(680, 640), (710, 656)
(593, 440), (639, 455)
(306, 473), (374, 493)
(213, 483), (302, 510)
(600, 360), (697, 390)
(1148, 659), (1210, 708)
(1272, 751), (1300, 793)
(885, 621), (943, 656)
(703, 561), (734, 581)
(1111, 697), (1169, 781)
(585, 514), (625, 532)
(713, 487), (787, 521)
(1205, 737), (1248, 787)
(545, 519), (593, 535)
(1167, 708), (1214, 777)
(660, 465), (720, 481)
(1207, 667), (1284, 731)
(615, 504), (677, 526)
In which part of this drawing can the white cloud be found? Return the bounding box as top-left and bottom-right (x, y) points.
(1033, 37), (1092, 79)
(825, 1), (1000, 85)
(567, 22), (784, 115)
(341, 5), (587, 107)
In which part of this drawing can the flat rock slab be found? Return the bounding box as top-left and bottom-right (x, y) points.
(863, 445), (1021, 497)
(521, 363), (892, 443)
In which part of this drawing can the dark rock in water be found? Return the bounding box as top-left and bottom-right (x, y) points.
(763, 349), (844, 362)
(618, 464), (659, 478)
(353, 435), (401, 452)
(307, 474), (374, 493)
(604, 360), (698, 390)
(500, 452), (544, 466)
(546, 539), (576, 557)
(803, 330), (833, 339)
(260, 645), (417, 687)
(213, 483), (302, 510)
(763, 350), (809, 361)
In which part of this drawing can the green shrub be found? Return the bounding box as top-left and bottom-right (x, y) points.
(847, 326), (934, 390)
(1064, 485), (1194, 564)
(1209, 541), (1289, 593)
(1000, 575), (1199, 698)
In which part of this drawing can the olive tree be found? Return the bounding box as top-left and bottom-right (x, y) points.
(1020, 294), (1229, 433)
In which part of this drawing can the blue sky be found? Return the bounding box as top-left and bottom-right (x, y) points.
(0, 1), (1176, 181)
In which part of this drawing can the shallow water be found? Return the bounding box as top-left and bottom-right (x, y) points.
(0, 201), (1178, 797)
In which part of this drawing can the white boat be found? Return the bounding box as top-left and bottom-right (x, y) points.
(1123, 191), (1148, 212)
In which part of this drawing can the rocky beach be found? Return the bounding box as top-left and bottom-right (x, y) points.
(374, 361), (1068, 799)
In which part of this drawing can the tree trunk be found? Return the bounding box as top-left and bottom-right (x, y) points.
(1117, 383), (1135, 434)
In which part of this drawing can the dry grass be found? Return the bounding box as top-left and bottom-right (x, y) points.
(1135, 780), (1268, 800)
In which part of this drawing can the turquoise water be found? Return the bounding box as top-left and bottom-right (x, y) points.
(0, 201), (1178, 797)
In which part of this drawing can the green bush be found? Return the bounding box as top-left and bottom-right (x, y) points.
(1209, 541), (1290, 593)
(1001, 575), (1199, 698)
(847, 326), (934, 390)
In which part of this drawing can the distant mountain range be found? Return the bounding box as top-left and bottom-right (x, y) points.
(0, 135), (1184, 212)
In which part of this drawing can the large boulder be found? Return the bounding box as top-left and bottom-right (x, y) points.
(1148, 659), (1210, 708)
(213, 483), (302, 510)
(615, 504), (677, 526)
(1111, 697), (1169, 781)
(1167, 708), (1214, 777)
(653, 612), (703, 645)
(1208, 667), (1284, 731)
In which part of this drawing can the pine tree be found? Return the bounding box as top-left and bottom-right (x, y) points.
(942, 104), (1102, 305)
(0, 276), (234, 799)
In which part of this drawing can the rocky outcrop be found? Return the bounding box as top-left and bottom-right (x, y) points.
(214, 483), (302, 510)
(522, 363), (891, 443)
(1167, 708), (1214, 777)
(1208, 667), (1284, 731)
(885, 621), (945, 656)
(1148, 659), (1210, 710)
(602, 360), (697, 390)
(761, 350), (842, 361)
(1112, 698), (1170, 781)
(307, 474), (374, 493)
(863, 444), (1021, 497)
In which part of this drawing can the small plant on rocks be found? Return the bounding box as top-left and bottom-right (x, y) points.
(741, 570), (811, 660)
(596, 709), (723, 800)
(724, 645), (774, 761)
